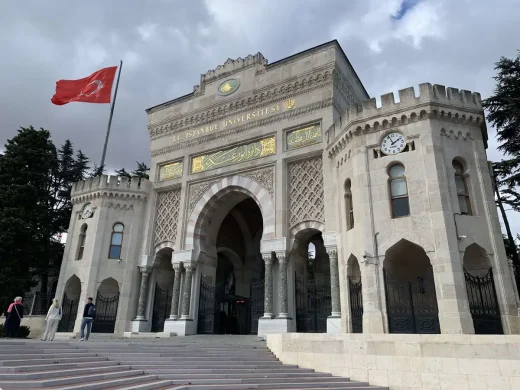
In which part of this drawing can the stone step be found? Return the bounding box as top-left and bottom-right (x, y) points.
(0, 356), (109, 366)
(163, 383), (380, 390)
(117, 361), (288, 367)
(0, 368), (144, 388)
(162, 376), (352, 385)
(129, 366), (305, 372)
(48, 375), (160, 390)
(0, 352), (100, 360)
(0, 360), (121, 373)
(108, 380), (174, 390)
(0, 364), (131, 380)
(151, 371), (333, 379)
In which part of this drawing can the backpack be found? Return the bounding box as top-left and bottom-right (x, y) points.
(87, 304), (96, 318)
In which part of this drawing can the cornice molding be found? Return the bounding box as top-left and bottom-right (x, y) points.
(71, 191), (147, 205)
(151, 97), (334, 158)
(148, 65), (335, 139)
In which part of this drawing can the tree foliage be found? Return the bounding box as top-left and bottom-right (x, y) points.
(116, 161), (149, 180)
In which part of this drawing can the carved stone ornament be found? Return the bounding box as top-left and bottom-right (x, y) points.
(154, 189), (181, 246)
(288, 155), (325, 227)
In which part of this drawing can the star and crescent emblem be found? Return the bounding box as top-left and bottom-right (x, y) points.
(79, 80), (104, 97)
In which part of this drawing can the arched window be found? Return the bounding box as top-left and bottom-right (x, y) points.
(344, 180), (354, 230)
(453, 160), (472, 215)
(109, 223), (124, 259)
(389, 164), (410, 218)
(77, 224), (87, 260)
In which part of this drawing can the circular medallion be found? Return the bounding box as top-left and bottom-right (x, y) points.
(217, 79), (240, 96)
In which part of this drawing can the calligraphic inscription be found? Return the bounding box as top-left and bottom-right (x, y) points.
(218, 79), (240, 96)
(171, 99), (296, 145)
(286, 124), (322, 150)
(191, 136), (276, 174)
(159, 161), (183, 181)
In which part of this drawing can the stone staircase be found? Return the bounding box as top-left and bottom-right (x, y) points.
(0, 337), (387, 390)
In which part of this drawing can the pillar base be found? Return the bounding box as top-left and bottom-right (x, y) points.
(164, 319), (196, 336)
(131, 319), (150, 333)
(258, 317), (293, 338)
(362, 310), (385, 334)
(327, 316), (341, 334)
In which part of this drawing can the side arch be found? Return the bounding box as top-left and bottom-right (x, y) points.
(185, 175), (275, 251)
(379, 232), (434, 255)
(153, 241), (176, 255)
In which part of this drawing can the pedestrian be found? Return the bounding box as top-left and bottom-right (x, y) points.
(4, 297), (24, 338)
(41, 298), (62, 341)
(79, 297), (96, 341)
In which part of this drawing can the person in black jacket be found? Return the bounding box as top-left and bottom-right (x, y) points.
(79, 297), (96, 341)
(4, 297), (24, 338)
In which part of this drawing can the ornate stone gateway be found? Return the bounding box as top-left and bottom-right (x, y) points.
(348, 277), (363, 333)
(91, 292), (120, 333)
(295, 273), (331, 333)
(464, 268), (503, 334)
(151, 284), (172, 332)
(383, 270), (440, 334)
(57, 294), (79, 332)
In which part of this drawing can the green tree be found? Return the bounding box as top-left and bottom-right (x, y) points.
(0, 127), (55, 306)
(483, 51), (520, 277)
(116, 161), (150, 180)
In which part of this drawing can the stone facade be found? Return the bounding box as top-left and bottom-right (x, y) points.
(54, 40), (519, 340)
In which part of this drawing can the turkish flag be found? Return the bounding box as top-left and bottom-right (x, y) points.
(51, 66), (117, 105)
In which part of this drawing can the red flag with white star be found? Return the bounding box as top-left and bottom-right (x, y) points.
(51, 66), (117, 105)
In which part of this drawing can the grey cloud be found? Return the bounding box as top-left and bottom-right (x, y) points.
(1, 0), (519, 231)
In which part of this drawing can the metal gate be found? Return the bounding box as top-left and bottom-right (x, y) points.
(57, 294), (79, 332)
(464, 268), (503, 334)
(295, 273), (331, 333)
(348, 277), (363, 333)
(151, 284), (172, 332)
(250, 279), (264, 334)
(91, 292), (120, 333)
(197, 280), (217, 334)
(383, 269), (440, 334)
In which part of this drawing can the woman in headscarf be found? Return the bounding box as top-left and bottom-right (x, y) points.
(41, 298), (62, 341)
(4, 297), (24, 338)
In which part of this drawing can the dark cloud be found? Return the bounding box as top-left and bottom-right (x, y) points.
(1, 0), (519, 230)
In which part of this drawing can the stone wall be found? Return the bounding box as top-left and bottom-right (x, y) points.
(267, 333), (520, 390)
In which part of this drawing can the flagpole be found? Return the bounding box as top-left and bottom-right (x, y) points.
(100, 60), (123, 170)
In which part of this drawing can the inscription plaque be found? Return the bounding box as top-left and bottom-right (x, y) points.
(159, 161), (183, 181)
(286, 124), (322, 150)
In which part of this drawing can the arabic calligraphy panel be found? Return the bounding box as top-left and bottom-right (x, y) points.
(159, 161), (184, 181)
(286, 124), (322, 150)
(191, 136), (276, 174)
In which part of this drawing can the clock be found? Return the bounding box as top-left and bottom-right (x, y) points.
(81, 203), (93, 219)
(381, 132), (406, 155)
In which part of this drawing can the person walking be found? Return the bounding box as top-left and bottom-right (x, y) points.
(79, 297), (96, 341)
(4, 297), (24, 338)
(41, 298), (62, 341)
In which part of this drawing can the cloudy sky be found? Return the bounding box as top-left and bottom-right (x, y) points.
(1, 0), (519, 234)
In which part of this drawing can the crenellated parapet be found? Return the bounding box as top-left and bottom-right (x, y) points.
(326, 83), (487, 158)
(71, 175), (152, 205)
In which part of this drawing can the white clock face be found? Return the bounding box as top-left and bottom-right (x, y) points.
(381, 132), (406, 155)
(82, 204), (93, 219)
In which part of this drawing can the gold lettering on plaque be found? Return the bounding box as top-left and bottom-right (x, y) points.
(159, 161), (184, 181)
(191, 136), (276, 174)
(286, 124), (322, 150)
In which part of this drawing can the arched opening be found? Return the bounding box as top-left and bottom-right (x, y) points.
(197, 196), (264, 335)
(92, 277), (120, 333)
(151, 248), (174, 332)
(463, 244), (503, 334)
(58, 275), (81, 332)
(347, 255), (363, 333)
(294, 231), (331, 333)
(383, 239), (440, 334)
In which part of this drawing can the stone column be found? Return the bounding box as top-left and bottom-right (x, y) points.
(169, 263), (183, 320)
(327, 248), (341, 317)
(262, 253), (274, 318)
(276, 251), (289, 318)
(134, 266), (152, 320)
(180, 262), (196, 320)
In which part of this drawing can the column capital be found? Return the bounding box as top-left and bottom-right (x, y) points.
(172, 262), (183, 272)
(138, 265), (153, 275)
(275, 251), (289, 263)
(262, 252), (273, 264)
(183, 261), (198, 271)
(326, 246), (338, 259)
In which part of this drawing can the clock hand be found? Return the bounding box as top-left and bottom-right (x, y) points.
(390, 138), (399, 145)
